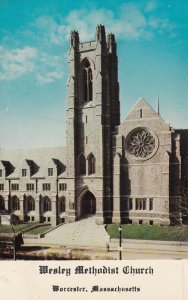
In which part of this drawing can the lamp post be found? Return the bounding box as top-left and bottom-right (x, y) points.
(10, 219), (16, 261)
(118, 224), (122, 260)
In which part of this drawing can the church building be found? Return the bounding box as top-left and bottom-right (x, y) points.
(0, 25), (188, 227)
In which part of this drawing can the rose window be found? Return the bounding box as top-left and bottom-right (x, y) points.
(127, 129), (156, 158)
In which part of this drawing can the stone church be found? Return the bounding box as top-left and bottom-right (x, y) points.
(0, 25), (188, 227)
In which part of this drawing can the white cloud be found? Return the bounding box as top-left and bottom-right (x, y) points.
(0, 46), (64, 83)
(33, 4), (175, 44)
(36, 53), (64, 84)
(0, 3), (175, 83)
(0, 46), (37, 80)
(34, 16), (63, 45)
(145, 1), (157, 13)
(148, 17), (175, 33)
(116, 4), (147, 39)
(37, 71), (64, 84)
(64, 9), (114, 41)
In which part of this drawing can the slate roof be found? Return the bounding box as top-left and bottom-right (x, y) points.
(0, 147), (66, 178)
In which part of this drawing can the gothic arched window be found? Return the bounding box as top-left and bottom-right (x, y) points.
(59, 197), (66, 212)
(79, 153), (86, 175)
(27, 196), (35, 211)
(12, 196), (20, 211)
(88, 153), (96, 175)
(43, 196), (51, 212)
(83, 59), (93, 102)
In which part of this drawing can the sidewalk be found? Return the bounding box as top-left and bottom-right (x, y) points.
(110, 238), (188, 253)
(24, 215), (110, 247)
(17, 241), (188, 260)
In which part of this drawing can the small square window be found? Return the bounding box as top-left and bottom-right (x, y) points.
(11, 184), (19, 191)
(47, 217), (51, 222)
(149, 198), (153, 210)
(26, 183), (34, 191)
(139, 220), (143, 225)
(150, 220), (153, 225)
(22, 169), (27, 177)
(43, 183), (51, 191)
(59, 183), (67, 191)
(48, 168), (53, 176)
(135, 199), (139, 210)
(143, 199), (146, 210)
(129, 198), (133, 210)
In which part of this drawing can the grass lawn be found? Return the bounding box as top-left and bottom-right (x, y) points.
(0, 223), (52, 235)
(27, 225), (52, 235)
(0, 222), (39, 234)
(106, 224), (188, 242)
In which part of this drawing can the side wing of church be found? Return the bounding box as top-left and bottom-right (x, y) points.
(0, 25), (188, 227)
(113, 98), (188, 225)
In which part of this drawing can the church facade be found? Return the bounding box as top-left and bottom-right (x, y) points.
(0, 25), (188, 227)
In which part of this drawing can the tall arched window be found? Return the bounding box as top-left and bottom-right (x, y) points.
(79, 153), (86, 175)
(88, 67), (93, 101)
(0, 196), (5, 210)
(88, 153), (96, 175)
(12, 196), (20, 211)
(83, 59), (93, 102)
(27, 196), (35, 211)
(59, 196), (65, 212)
(43, 196), (51, 212)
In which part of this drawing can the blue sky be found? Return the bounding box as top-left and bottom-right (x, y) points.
(0, 0), (187, 149)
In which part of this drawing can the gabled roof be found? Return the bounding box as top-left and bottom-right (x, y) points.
(122, 97), (164, 122)
(52, 159), (66, 176)
(1, 160), (15, 177)
(119, 97), (171, 135)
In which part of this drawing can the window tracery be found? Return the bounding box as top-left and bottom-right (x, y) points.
(12, 196), (20, 210)
(127, 129), (156, 158)
(79, 153), (86, 175)
(27, 196), (35, 211)
(88, 153), (96, 175)
(43, 196), (51, 212)
(83, 59), (93, 102)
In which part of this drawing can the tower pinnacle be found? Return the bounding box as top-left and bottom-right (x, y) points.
(70, 30), (79, 48)
(95, 24), (106, 42)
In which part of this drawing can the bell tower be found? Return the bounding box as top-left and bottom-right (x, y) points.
(66, 25), (120, 224)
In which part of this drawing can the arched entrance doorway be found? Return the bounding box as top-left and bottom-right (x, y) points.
(81, 191), (96, 216)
